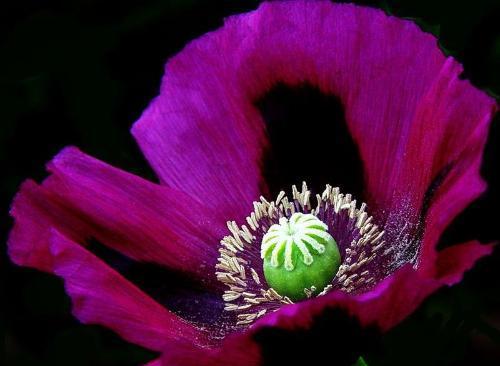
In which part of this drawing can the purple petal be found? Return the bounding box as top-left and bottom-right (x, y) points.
(132, 0), (495, 251)
(434, 241), (494, 285)
(417, 120), (492, 274)
(143, 360), (162, 366)
(158, 335), (261, 366)
(253, 265), (439, 332)
(49, 230), (208, 351)
(253, 246), (490, 333)
(132, 87), (264, 222)
(152, 242), (492, 363)
(8, 147), (226, 282)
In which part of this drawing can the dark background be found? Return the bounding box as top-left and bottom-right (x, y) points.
(2, 1), (499, 365)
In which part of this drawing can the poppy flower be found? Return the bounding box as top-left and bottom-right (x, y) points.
(7, 1), (497, 365)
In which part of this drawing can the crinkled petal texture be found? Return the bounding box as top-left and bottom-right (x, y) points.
(130, 0), (495, 364)
(8, 147), (226, 351)
(9, 147), (227, 280)
(8, 1), (496, 365)
(49, 230), (208, 351)
(133, 0), (495, 260)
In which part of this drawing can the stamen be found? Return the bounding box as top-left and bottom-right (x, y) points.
(216, 183), (386, 327)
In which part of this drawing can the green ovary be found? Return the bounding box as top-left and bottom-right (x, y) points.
(261, 213), (341, 301)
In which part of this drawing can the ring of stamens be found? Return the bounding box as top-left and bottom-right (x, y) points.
(215, 183), (388, 327)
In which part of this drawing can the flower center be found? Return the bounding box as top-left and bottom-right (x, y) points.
(261, 213), (341, 301)
(216, 182), (387, 327)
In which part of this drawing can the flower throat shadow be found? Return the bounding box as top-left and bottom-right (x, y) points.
(256, 83), (365, 201)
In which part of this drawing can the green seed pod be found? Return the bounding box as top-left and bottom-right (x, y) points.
(261, 212), (341, 301)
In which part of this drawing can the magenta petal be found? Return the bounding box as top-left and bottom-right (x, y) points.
(253, 265), (438, 332)
(417, 118), (491, 274)
(434, 241), (494, 285)
(48, 230), (208, 351)
(253, 242), (490, 333)
(8, 147), (226, 281)
(159, 335), (261, 366)
(155, 242), (492, 363)
(143, 360), (162, 366)
(132, 88), (264, 221)
(8, 1), (496, 361)
(384, 60), (496, 261)
(132, 1), (495, 231)
(151, 243), (493, 363)
(371, 58), (495, 209)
